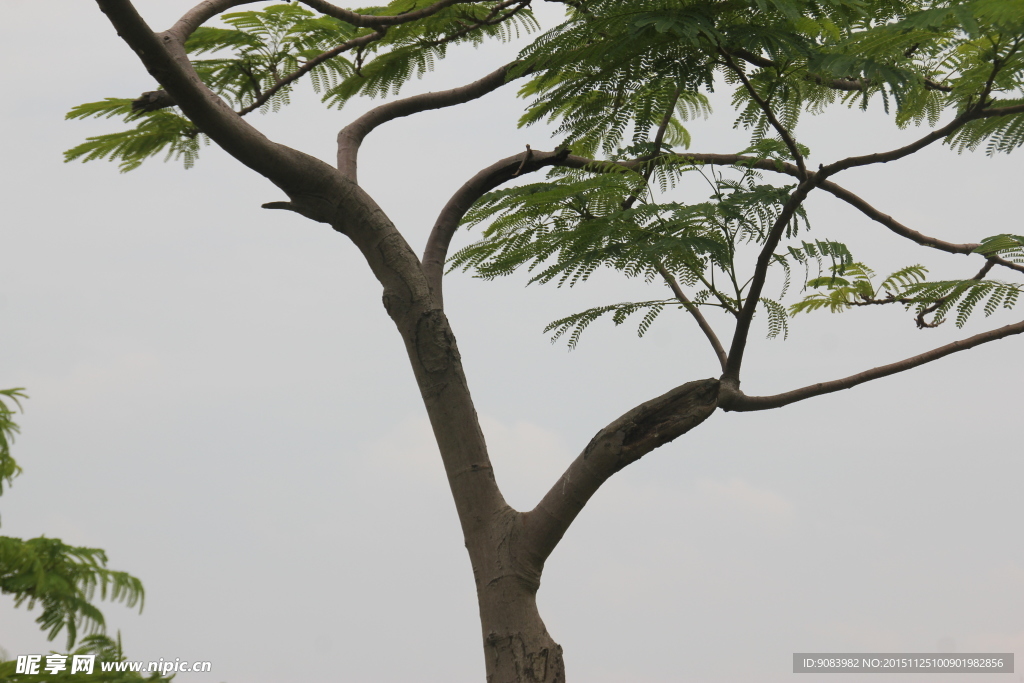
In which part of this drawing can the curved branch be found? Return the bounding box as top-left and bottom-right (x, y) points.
(169, 0), (256, 41)
(423, 147), (570, 304)
(302, 0), (475, 27)
(815, 98), (1024, 178)
(622, 86), (680, 210)
(719, 318), (1024, 411)
(337, 62), (517, 180)
(522, 379), (719, 565)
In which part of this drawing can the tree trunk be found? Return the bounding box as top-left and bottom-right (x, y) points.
(470, 509), (566, 683)
(480, 583), (565, 683)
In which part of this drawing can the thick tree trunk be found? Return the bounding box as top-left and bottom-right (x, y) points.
(480, 582), (565, 683)
(465, 508), (566, 682)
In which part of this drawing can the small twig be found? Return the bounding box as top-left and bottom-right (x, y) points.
(511, 145), (533, 177)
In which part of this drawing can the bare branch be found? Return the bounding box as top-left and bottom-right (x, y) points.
(337, 62), (518, 180)
(719, 318), (1024, 411)
(522, 379), (719, 564)
(423, 147), (570, 304)
(655, 263), (728, 372)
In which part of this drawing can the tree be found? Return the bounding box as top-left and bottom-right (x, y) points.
(0, 390), (169, 683)
(58, 0), (1023, 680)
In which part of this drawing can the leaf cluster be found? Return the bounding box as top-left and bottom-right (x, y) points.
(0, 634), (173, 683)
(0, 391), (146, 653)
(451, 162), (816, 345)
(0, 537), (145, 650)
(65, 1), (539, 171)
(791, 261), (1023, 328)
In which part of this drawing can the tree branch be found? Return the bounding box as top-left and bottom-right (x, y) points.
(719, 318), (1024, 411)
(655, 263), (728, 372)
(664, 153), (1024, 276)
(522, 379), (719, 565)
(722, 179), (817, 385)
(302, 0), (476, 28)
(337, 62), (518, 180)
(169, 0), (485, 41)
(237, 29), (386, 116)
(622, 86), (680, 210)
(727, 46), (953, 93)
(97, 0), (345, 208)
(423, 147), (570, 304)
(720, 49), (807, 179)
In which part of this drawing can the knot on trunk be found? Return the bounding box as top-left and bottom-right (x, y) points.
(131, 89), (175, 112)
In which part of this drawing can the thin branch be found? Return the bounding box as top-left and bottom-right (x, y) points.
(559, 152), (1024, 279)
(719, 49), (807, 180)
(418, 0), (529, 47)
(913, 258), (997, 328)
(302, 0), (476, 28)
(169, 0), (485, 41)
(522, 379), (719, 565)
(423, 147), (570, 304)
(655, 263), (728, 371)
(622, 86), (681, 210)
(719, 317), (1024, 411)
(816, 70), (1024, 179)
(721, 178), (817, 385)
(337, 62), (519, 180)
(237, 30), (386, 116)
(728, 46), (953, 93)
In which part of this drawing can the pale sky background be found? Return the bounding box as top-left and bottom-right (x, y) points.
(1, 2), (1022, 682)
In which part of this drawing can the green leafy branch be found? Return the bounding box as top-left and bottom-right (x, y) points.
(791, 261), (1023, 328)
(0, 537), (145, 650)
(0, 388), (26, 496)
(0, 633), (173, 683)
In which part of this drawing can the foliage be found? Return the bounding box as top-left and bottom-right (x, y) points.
(0, 391), (146, 660)
(0, 537), (145, 650)
(0, 634), (173, 683)
(0, 389), (26, 496)
(64, 1), (539, 172)
(64, 0), (1024, 345)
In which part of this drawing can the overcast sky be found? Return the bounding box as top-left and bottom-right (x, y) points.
(1, 2), (1022, 682)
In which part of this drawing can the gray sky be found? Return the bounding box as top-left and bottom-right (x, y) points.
(1, 2), (1021, 682)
